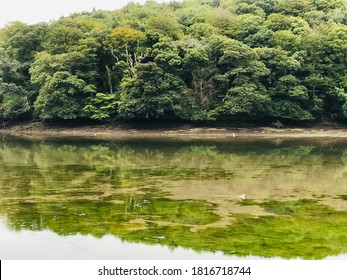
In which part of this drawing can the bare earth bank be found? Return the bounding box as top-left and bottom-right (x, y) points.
(1, 122), (347, 139)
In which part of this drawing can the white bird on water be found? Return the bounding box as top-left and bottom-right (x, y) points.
(212, 193), (246, 200)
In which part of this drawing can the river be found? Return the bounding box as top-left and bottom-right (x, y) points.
(0, 136), (346, 259)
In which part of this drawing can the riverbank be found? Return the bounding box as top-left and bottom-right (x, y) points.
(1, 121), (347, 139)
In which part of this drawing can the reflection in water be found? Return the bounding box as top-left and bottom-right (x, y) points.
(0, 136), (347, 259)
(0, 222), (236, 260)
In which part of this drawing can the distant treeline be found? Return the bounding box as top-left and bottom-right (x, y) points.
(1, 0), (347, 125)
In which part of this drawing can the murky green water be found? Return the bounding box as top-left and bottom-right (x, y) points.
(0, 136), (347, 259)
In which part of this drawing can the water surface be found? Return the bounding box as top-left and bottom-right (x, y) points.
(0, 136), (347, 259)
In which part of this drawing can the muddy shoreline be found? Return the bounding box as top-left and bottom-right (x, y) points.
(1, 121), (347, 139)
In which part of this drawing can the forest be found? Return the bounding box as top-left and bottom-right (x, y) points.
(0, 0), (347, 125)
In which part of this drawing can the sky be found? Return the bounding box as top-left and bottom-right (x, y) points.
(0, 0), (181, 28)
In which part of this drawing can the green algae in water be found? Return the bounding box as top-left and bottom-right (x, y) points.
(2, 196), (220, 234)
(120, 199), (347, 259)
(260, 199), (334, 216)
(134, 198), (220, 225)
(2, 196), (347, 259)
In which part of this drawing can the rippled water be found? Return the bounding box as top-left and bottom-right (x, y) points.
(0, 136), (347, 259)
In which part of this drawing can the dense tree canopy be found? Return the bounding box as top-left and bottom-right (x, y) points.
(1, 0), (347, 124)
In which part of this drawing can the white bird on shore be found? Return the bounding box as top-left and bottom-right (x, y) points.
(238, 193), (246, 200)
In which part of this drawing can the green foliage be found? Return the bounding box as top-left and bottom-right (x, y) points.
(0, 0), (347, 124)
(104, 27), (146, 57)
(206, 7), (237, 36)
(118, 62), (189, 120)
(0, 52), (31, 121)
(83, 93), (119, 120)
(269, 100), (314, 121)
(2, 22), (47, 64)
(0, 82), (31, 120)
(33, 71), (95, 120)
(43, 22), (82, 54)
(146, 14), (182, 39)
(223, 82), (270, 117)
(0, 23), (47, 121)
(30, 48), (97, 120)
(188, 23), (218, 39)
(275, 0), (314, 17)
(176, 6), (207, 28)
(152, 39), (182, 73)
(29, 29), (98, 120)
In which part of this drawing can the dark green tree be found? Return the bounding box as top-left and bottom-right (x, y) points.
(118, 62), (189, 120)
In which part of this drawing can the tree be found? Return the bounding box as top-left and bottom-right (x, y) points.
(265, 13), (310, 35)
(269, 100), (315, 121)
(118, 62), (189, 120)
(0, 81), (31, 121)
(223, 80), (270, 118)
(176, 6), (207, 29)
(146, 14), (182, 39)
(300, 23), (347, 120)
(188, 23), (218, 39)
(268, 75), (313, 120)
(43, 19), (84, 54)
(152, 39), (182, 73)
(3, 22), (47, 65)
(1, 0), (347, 125)
(183, 46), (216, 106)
(0, 22), (47, 121)
(83, 93), (119, 121)
(104, 27), (146, 78)
(216, 37), (270, 80)
(206, 7), (237, 36)
(231, 14), (266, 44)
(30, 36), (98, 120)
(33, 71), (94, 120)
(275, 0), (314, 17)
(256, 47), (301, 84)
(270, 30), (301, 51)
(311, 0), (346, 12)
(254, 46), (316, 121)
(206, 36), (271, 118)
(0, 54), (30, 122)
